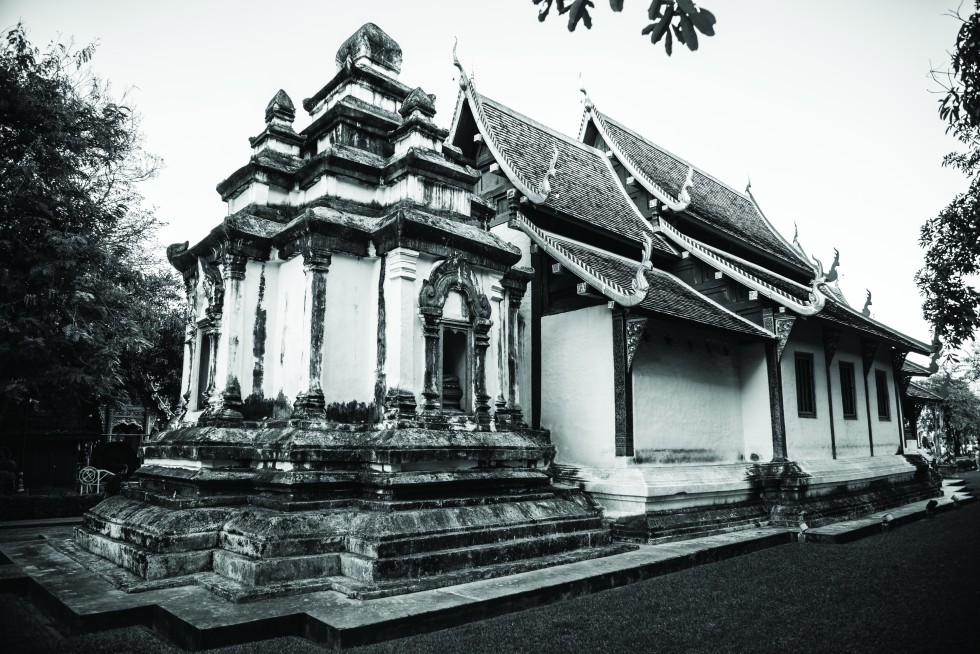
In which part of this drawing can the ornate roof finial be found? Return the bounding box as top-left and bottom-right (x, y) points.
(452, 37), (469, 90)
(265, 89), (295, 125)
(745, 175), (751, 194)
(825, 248), (840, 284)
(632, 234), (655, 296)
(537, 145), (559, 198)
(579, 75), (594, 110)
(862, 290), (872, 317)
(811, 254), (826, 281)
(677, 166), (694, 209)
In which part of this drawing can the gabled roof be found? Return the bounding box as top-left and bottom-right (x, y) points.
(902, 359), (934, 376)
(448, 69), (667, 249)
(512, 212), (773, 339)
(908, 380), (944, 402)
(584, 107), (812, 271)
(654, 220), (932, 354)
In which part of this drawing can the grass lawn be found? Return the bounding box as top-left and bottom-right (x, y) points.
(2, 472), (979, 653)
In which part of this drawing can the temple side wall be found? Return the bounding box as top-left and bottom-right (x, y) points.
(631, 320), (743, 463)
(870, 347), (902, 456)
(782, 320), (834, 460)
(829, 331), (873, 458)
(738, 342), (773, 462)
(542, 305), (614, 468)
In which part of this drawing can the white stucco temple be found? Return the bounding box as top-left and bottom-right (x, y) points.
(74, 24), (940, 598)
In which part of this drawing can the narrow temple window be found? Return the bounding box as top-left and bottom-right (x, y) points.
(795, 352), (816, 418)
(875, 370), (891, 420)
(441, 328), (469, 413)
(196, 332), (211, 410)
(839, 362), (858, 419)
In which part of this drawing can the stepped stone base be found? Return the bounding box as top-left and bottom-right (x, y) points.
(74, 423), (626, 600)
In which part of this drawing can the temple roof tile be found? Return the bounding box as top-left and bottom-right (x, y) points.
(452, 82), (662, 247)
(587, 108), (811, 271)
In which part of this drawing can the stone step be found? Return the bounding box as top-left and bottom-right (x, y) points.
(212, 549), (341, 586)
(73, 527), (213, 580)
(340, 528), (612, 583)
(352, 514), (604, 558)
(197, 541), (635, 602)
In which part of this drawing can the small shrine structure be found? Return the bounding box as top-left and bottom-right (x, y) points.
(74, 24), (619, 600)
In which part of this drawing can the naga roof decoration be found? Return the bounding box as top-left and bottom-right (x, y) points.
(450, 49), (662, 246)
(659, 223), (932, 354)
(512, 212), (772, 338)
(583, 105), (812, 270)
(654, 218), (826, 316)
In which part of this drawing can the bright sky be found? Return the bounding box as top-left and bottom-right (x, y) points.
(2, 0), (968, 353)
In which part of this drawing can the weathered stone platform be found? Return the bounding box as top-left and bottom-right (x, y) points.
(73, 423), (626, 601)
(1, 490), (964, 650)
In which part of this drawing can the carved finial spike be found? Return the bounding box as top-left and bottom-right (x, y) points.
(745, 175), (751, 194)
(677, 166), (694, 209)
(826, 248), (840, 284)
(452, 37), (468, 89)
(862, 290), (872, 317)
(579, 75), (594, 110)
(537, 144), (560, 199)
(641, 233), (654, 269)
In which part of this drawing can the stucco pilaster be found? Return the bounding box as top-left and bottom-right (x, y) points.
(293, 239), (331, 418)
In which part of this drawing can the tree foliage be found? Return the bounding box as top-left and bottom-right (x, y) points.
(532, 0), (715, 55)
(0, 25), (183, 430)
(917, 1), (980, 351)
(920, 371), (980, 457)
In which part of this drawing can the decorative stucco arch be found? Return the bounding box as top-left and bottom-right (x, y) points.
(418, 254), (493, 430)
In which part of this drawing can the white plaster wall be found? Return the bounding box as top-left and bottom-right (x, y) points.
(632, 320), (744, 463)
(271, 256), (305, 404)
(490, 224), (532, 268)
(259, 258), (281, 400)
(829, 331), (873, 458)
(321, 254), (380, 405)
(541, 305), (615, 468)
(236, 260), (262, 399)
(782, 320), (834, 460)
(738, 342), (773, 462)
(870, 347), (902, 456)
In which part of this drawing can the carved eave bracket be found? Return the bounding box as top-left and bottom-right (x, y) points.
(823, 326), (841, 369)
(861, 338), (881, 377)
(763, 309), (796, 362)
(625, 315), (649, 370)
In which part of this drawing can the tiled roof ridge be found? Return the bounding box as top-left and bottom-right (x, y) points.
(450, 52), (548, 203)
(656, 218), (825, 316)
(590, 108), (693, 212)
(590, 107), (811, 270)
(696, 239), (812, 295)
(825, 292), (932, 353)
(742, 184), (813, 269)
(511, 211), (646, 306)
(646, 267), (775, 339)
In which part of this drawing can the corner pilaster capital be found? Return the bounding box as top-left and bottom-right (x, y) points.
(386, 247), (420, 281)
